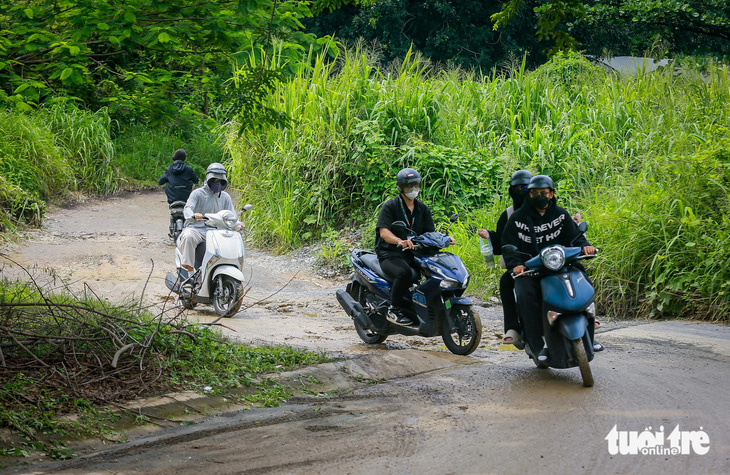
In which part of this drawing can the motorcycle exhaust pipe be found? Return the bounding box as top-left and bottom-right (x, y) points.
(336, 289), (371, 329)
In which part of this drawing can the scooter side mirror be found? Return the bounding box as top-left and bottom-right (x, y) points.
(570, 221), (589, 245)
(241, 204), (254, 213)
(449, 214), (459, 223)
(391, 221), (408, 232)
(502, 244), (518, 256)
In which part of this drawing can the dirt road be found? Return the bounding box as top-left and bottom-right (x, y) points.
(11, 322), (730, 474)
(2, 191), (729, 474)
(0, 190), (509, 357)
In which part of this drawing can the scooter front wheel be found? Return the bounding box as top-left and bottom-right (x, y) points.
(570, 338), (594, 387)
(441, 305), (482, 355)
(353, 316), (388, 344)
(213, 275), (243, 317)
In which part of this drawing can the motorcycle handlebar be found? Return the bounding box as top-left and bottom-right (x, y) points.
(512, 249), (599, 278)
(578, 248), (599, 259)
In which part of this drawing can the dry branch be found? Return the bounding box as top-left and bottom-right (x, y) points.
(0, 261), (194, 402)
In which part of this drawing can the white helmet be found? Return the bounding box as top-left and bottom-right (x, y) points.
(205, 162), (228, 191)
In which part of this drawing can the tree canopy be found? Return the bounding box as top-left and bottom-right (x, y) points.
(305, 0), (728, 70)
(493, 0), (730, 56)
(0, 0), (357, 124)
(304, 0), (548, 70)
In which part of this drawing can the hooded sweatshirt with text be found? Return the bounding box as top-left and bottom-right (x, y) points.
(502, 201), (590, 270)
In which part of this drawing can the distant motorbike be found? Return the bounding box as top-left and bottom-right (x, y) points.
(503, 222), (598, 387)
(168, 200), (186, 242)
(165, 205), (253, 317)
(336, 216), (482, 355)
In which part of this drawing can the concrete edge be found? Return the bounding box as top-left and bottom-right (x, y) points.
(0, 349), (480, 473)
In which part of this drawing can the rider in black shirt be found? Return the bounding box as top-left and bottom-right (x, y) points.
(375, 168), (437, 326)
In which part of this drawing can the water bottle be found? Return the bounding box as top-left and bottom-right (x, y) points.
(479, 235), (495, 268)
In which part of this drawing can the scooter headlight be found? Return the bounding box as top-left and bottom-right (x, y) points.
(439, 278), (460, 289)
(428, 263), (444, 276)
(586, 302), (596, 317)
(223, 211), (239, 229)
(541, 246), (565, 271)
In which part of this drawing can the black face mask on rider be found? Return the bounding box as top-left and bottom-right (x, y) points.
(209, 179), (224, 194)
(529, 195), (550, 209)
(509, 185), (530, 209)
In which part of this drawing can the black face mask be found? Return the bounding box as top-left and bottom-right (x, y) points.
(530, 195), (550, 210)
(509, 187), (530, 209)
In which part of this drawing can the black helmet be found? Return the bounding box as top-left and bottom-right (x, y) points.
(510, 170), (532, 186)
(396, 168), (422, 187)
(528, 174), (555, 190)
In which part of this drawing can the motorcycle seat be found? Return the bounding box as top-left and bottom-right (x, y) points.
(360, 253), (419, 283)
(169, 201), (186, 210)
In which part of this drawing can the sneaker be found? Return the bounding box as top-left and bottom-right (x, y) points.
(593, 342), (604, 352)
(536, 347), (550, 368)
(503, 329), (523, 346)
(386, 306), (414, 326)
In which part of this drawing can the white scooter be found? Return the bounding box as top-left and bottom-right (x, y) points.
(165, 205), (253, 317)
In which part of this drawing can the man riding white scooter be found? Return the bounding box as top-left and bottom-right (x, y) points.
(166, 162), (250, 317)
(177, 162), (235, 278)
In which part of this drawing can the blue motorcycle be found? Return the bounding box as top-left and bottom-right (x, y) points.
(503, 222), (598, 387)
(336, 216), (482, 355)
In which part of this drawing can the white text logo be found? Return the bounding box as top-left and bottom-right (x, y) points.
(605, 424), (710, 455)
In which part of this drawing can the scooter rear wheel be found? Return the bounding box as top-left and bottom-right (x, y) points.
(213, 275), (243, 317)
(441, 305), (482, 355)
(571, 338), (594, 387)
(172, 218), (184, 242)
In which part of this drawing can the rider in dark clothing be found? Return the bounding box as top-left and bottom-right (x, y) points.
(376, 168), (437, 326)
(502, 174), (594, 364)
(158, 149), (199, 204)
(478, 170), (533, 344)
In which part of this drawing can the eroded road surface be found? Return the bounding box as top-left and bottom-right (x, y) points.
(0, 191), (509, 357)
(2, 191), (729, 474)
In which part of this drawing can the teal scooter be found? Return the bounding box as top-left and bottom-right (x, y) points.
(503, 222), (599, 387)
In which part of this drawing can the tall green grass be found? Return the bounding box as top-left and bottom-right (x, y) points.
(112, 121), (225, 186)
(227, 47), (730, 320)
(0, 105), (224, 232)
(0, 104), (123, 231)
(41, 105), (118, 195)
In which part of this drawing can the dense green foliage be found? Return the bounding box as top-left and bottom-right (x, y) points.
(0, 105), (115, 230)
(305, 0), (548, 70)
(308, 1), (729, 65)
(0, 0), (360, 125)
(493, 0), (730, 57)
(112, 121), (224, 184)
(581, 0), (730, 59)
(227, 48), (730, 320)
